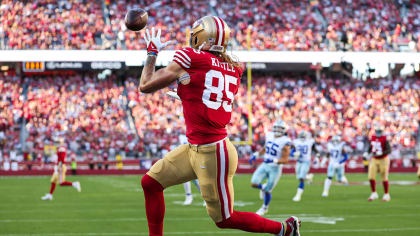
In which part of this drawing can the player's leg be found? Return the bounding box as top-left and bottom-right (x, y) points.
(380, 157), (390, 201)
(58, 165), (81, 192)
(251, 163), (267, 190)
(194, 139), (300, 235)
(337, 165), (348, 185)
(417, 166), (420, 179)
(322, 163), (334, 197)
(141, 144), (196, 236)
(256, 165), (280, 215)
(293, 162), (308, 202)
(42, 172), (58, 200)
(191, 179), (206, 206)
(251, 163), (269, 203)
(183, 181), (193, 205)
(368, 159), (379, 201)
(192, 179), (201, 191)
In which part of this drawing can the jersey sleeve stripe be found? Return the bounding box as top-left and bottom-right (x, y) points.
(177, 50), (191, 64)
(173, 57), (190, 69)
(174, 54), (191, 66)
(212, 16), (222, 46)
(174, 56), (190, 69)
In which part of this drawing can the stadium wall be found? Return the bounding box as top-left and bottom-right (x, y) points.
(1, 50), (419, 65)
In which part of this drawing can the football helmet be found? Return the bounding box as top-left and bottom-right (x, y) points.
(374, 124), (384, 137)
(332, 135), (341, 145)
(298, 131), (307, 140)
(273, 120), (287, 137)
(190, 16), (231, 52)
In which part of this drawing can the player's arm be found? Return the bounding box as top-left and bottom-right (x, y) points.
(383, 140), (391, 156)
(289, 144), (299, 158)
(276, 145), (291, 164)
(249, 148), (265, 167)
(339, 149), (349, 164)
(139, 60), (185, 93)
(363, 140), (372, 159)
(138, 27), (183, 93)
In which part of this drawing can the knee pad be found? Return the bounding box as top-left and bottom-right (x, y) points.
(141, 174), (164, 192)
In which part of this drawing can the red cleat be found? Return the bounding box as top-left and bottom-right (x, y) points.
(276, 216), (301, 236)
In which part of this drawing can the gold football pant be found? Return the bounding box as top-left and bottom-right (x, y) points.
(147, 139), (237, 223)
(368, 157), (389, 180)
(51, 165), (67, 184)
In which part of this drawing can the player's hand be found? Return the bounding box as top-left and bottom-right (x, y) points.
(362, 152), (369, 160)
(249, 152), (258, 166)
(293, 151), (300, 159)
(375, 150), (383, 156)
(144, 27), (172, 56)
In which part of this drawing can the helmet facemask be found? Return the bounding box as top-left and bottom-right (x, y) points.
(273, 126), (286, 137)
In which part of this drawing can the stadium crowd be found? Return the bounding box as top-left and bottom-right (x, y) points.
(1, 0), (419, 51)
(0, 72), (418, 165)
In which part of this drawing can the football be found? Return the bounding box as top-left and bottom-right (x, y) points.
(124, 8), (148, 31)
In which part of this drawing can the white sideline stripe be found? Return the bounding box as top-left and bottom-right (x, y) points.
(0, 218), (209, 223)
(1, 213), (419, 222)
(1, 228), (420, 236)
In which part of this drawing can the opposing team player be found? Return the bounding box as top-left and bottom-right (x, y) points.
(139, 16), (300, 236)
(322, 135), (349, 197)
(179, 133), (202, 205)
(41, 140), (81, 200)
(291, 131), (318, 202)
(364, 126), (392, 202)
(249, 120), (291, 216)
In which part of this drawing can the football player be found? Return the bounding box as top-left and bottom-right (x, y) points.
(139, 16), (300, 236)
(322, 135), (349, 197)
(179, 133), (202, 205)
(41, 140), (81, 200)
(364, 125), (392, 201)
(417, 166), (420, 179)
(249, 120), (291, 216)
(291, 131), (318, 202)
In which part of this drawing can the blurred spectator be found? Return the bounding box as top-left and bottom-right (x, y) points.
(1, 0), (418, 51)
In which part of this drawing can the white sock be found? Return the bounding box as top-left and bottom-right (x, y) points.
(184, 182), (192, 196)
(324, 178), (332, 193)
(297, 188), (304, 196)
(341, 176), (348, 184)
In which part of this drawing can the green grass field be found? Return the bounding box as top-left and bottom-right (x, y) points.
(1, 173), (420, 236)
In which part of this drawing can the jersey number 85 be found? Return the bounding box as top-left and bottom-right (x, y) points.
(202, 69), (237, 112)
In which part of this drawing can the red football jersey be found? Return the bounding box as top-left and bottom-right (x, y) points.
(57, 145), (67, 164)
(370, 135), (387, 159)
(173, 47), (242, 145)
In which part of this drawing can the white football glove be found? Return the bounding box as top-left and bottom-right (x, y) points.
(144, 27), (172, 56)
